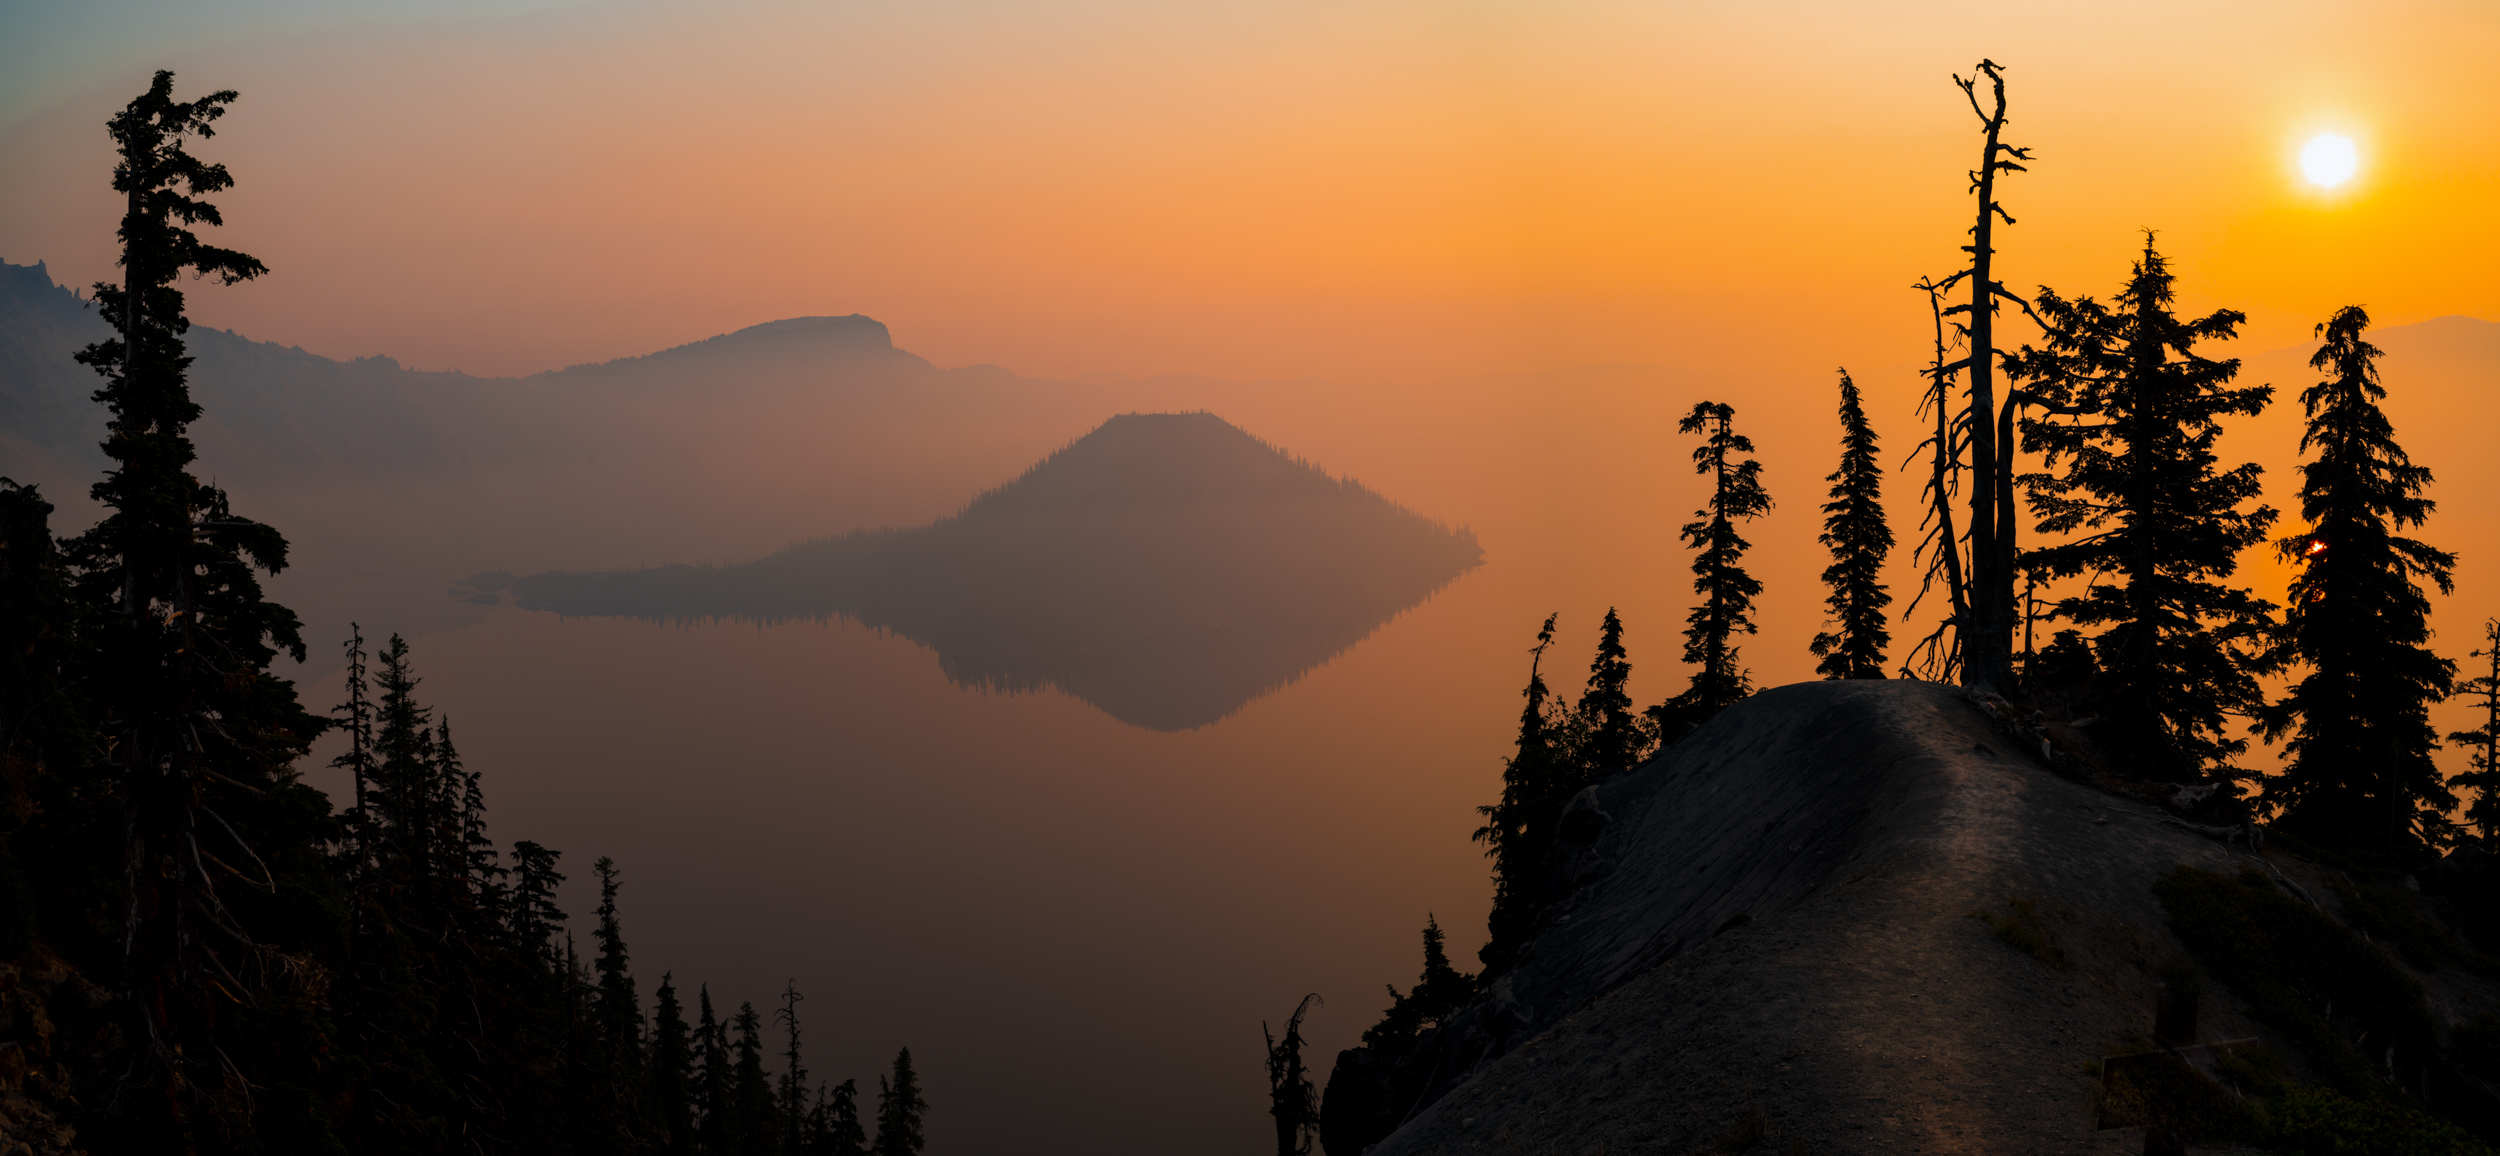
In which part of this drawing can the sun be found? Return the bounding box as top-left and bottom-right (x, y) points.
(2300, 133), (2359, 188)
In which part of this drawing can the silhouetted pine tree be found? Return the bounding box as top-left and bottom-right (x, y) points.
(1671, 401), (1771, 718)
(2454, 621), (2500, 849)
(513, 840), (568, 969)
(778, 979), (811, 1152)
(2254, 306), (2456, 850)
(825, 1079), (869, 1156)
(697, 986), (732, 1153)
(1360, 916), (1476, 1051)
(332, 623), (376, 873)
(873, 1049), (928, 1156)
(1472, 614), (1562, 969)
(652, 974), (696, 1155)
(1903, 278), (1974, 681)
(1812, 370), (1893, 679)
(1576, 609), (1643, 776)
(1264, 993), (1324, 1156)
(60, 69), (335, 1145)
(2013, 239), (2276, 780)
(373, 633), (436, 864)
(590, 856), (648, 1147)
(731, 1002), (776, 1155)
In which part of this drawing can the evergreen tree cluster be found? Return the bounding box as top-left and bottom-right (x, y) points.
(0, 71), (935, 1155)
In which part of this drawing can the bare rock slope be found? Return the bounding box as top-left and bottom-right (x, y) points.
(1361, 679), (2290, 1155)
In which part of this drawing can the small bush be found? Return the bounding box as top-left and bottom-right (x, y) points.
(1968, 895), (2064, 968)
(2267, 1085), (2496, 1156)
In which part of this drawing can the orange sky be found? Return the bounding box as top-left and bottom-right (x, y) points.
(2, 0), (2494, 385)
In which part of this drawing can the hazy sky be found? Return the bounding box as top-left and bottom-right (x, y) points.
(3, 0), (2494, 385)
(5, 3), (2498, 1151)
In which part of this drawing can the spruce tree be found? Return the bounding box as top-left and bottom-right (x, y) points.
(1471, 614), (1561, 969)
(511, 840), (567, 970)
(1811, 370), (1893, 679)
(2453, 620), (2500, 849)
(373, 633), (437, 864)
(1575, 609), (1641, 778)
(2013, 239), (2276, 780)
(652, 973), (696, 1155)
(872, 1049), (928, 1156)
(62, 68), (327, 1129)
(731, 1002), (776, 1156)
(1672, 401), (1771, 717)
(2255, 306), (2456, 849)
(1359, 915), (1476, 1051)
(697, 985), (732, 1153)
(826, 1078), (869, 1156)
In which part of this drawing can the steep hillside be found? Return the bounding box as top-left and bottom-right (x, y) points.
(1333, 680), (2500, 1155)
(497, 412), (1484, 730)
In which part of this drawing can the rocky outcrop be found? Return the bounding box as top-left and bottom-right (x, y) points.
(1324, 678), (2308, 1154)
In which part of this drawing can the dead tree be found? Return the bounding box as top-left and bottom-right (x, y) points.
(1926, 59), (2037, 692)
(1265, 993), (1324, 1156)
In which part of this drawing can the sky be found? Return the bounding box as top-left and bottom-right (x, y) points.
(2, 0), (2495, 386)
(4, 1), (2499, 1151)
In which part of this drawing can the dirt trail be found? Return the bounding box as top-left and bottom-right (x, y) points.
(1367, 680), (2277, 1155)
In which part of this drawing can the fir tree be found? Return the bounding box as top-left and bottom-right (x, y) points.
(731, 1002), (776, 1156)
(825, 1078), (869, 1156)
(652, 973), (696, 1156)
(1811, 369), (1893, 679)
(512, 840), (567, 969)
(1672, 401), (1771, 717)
(697, 985), (732, 1153)
(1471, 614), (1561, 970)
(61, 68), (328, 1130)
(1359, 915), (1476, 1051)
(778, 978), (811, 1152)
(332, 623), (375, 869)
(2255, 306), (2456, 849)
(2013, 239), (2276, 780)
(872, 1049), (929, 1156)
(2453, 620), (2500, 849)
(1576, 608), (1641, 777)
(373, 633), (437, 865)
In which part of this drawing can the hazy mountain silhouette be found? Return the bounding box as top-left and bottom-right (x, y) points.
(487, 412), (1484, 730)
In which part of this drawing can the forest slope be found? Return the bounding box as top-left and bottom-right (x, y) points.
(1357, 680), (2496, 1155)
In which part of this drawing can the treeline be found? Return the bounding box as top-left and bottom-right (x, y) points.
(0, 71), (928, 1155)
(1280, 57), (2500, 1156)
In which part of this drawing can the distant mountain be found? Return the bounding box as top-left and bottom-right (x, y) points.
(492, 412), (1485, 730)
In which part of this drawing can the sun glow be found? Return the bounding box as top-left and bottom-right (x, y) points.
(2301, 133), (2359, 188)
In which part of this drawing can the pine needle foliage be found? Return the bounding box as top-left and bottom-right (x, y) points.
(2254, 306), (2456, 849)
(1811, 369), (1893, 679)
(1471, 614), (1563, 970)
(2012, 239), (2277, 780)
(1673, 402), (1772, 717)
(1577, 608), (1642, 776)
(873, 1049), (929, 1156)
(2454, 621), (2500, 849)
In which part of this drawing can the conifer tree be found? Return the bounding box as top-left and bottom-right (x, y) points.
(1811, 370), (1893, 679)
(731, 1002), (776, 1155)
(1672, 401), (1771, 717)
(1359, 915), (1476, 1051)
(778, 978), (811, 1152)
(2255, 306), (2456, 848)
(373, 633), (437, 863)
(697, 985), (732, 1153)
(826, 1078), (870, 1156)
(512, 840), (567, 969)
(332, 623), (376, 868)
(1472, 614), (1561, 969)
(652, 973), (696, 1155)
(2013, 239), (2276, 779)
(873, 1049), (929, 1156)
(62, 68), (327, 1127)
(1264, 993), (1324, 1156)
(1576, 609), (1641, 777)
(1904, 278), (1974, 681)
(2453, 621), (2500, 849)
(593, 857), (642, 1051)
